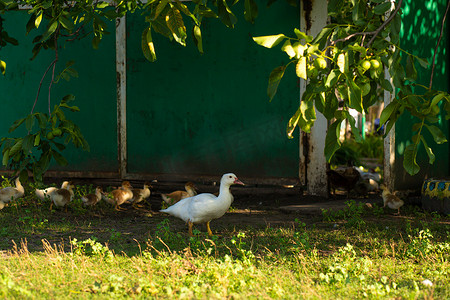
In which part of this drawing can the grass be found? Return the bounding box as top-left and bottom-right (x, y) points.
(0, 181), (449, 298)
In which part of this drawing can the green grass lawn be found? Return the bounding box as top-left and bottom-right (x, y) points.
(0, 183), (448, 298)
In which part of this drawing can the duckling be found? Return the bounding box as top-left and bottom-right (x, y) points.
(0, 177), (25, 209)
(161, 182), (197, 206)
(81, 186), (102, 207)
(103, 181), (133, 211)
(128, 183), (151, 209)
(49, 182), (75, 211)
(380, 184), (404, 215)
(35, 181), (70, 201)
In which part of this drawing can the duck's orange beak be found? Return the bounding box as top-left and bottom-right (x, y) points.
(234, 178), (245, 185)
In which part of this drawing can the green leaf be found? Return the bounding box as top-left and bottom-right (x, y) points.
(2, 149), (9, 166)
(293, 28), (313, 43)
(25, 115), (35, 132)
(325, 69), (340, 88)
(267, 66), (286, 101)
(153, 0), (169, 20)
(92, 36), (101, 49)
(142, 27), (157, 62)
(323, 91), (339, 120)
(42, 20), (58, 41)
(311, 25), (335, 48)
(244, 0), (258, 23)
(166, 5), (187, 46)
(380, 79), (393, 92)
(253, 34), (287, 48)
(192, 25), (203, 54)
(295, 57), (307, 80)
(217, 0), (237, 28)
(344, 111), (362, 142)
(287, 107), (301, 139)
(345, 74), (363, 112)
(337, 53), (347, 73)
(379, 101), (398, 125)
(374, 2), (392, 15)
(22, 134), (35, 153)
(324, 119), (342, 162)
(9, 118), (25, 133)
(403, 144), (420, 175)
(417, 57), (429, 68)
(405, 55), (417, 81)
(425, 124), (447, 144)
(420, 136), (435, 164)
(59, 15), (74, 31)
(281, 40), (296, 58)
(62, 94), (76, 103)
(34, 133), (41, 146)
(52, 150), (68, 166)
(9, 139), (23, 157)
(0, 60), (5, 75)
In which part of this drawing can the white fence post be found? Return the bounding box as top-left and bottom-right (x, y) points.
(299, 0), (329, 197)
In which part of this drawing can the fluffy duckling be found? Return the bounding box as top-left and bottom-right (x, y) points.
(0, 177), (25, 208)
(81, 186), (102, 207)
(160, 173), (244, 236)
(128, 183), (151, 209)
(380, 184), (404, 215)
(35, 181), (70, 201)
(103, 181), (133, 211)
(161, 182), (197, 206)
(49, 182), (75, 211)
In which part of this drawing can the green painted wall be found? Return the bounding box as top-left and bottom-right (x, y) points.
(126, 1), (300, 178)
(0, 11), (118, 173)
(395, 0), (449, 188)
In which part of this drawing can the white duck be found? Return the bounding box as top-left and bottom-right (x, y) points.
(160, 173), (244, 236)
(0, 177), (25, 208)
(35, 181), (70, 201)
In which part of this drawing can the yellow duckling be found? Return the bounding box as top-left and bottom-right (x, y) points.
(0, 177), (25, 209)
(48, 182), (75, 211)
(128, 183), (151, 209)
(380, 184), (404, 215)
(161, 182), (197, 206)
(35, 181), (69, 201)
(103, 181), (133, 211)
(81, 186), (102, 207)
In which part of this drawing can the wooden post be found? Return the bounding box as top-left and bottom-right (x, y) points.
(299, 0), (329, 197)
(116, 16), (127, 179)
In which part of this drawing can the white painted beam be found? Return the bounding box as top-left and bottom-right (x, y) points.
(116, 16), (127, 178)
(383, 0), (396, 191)
(299, 0), (329, 197)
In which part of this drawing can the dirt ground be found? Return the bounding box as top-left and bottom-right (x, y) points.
(9, 182), (414, 253)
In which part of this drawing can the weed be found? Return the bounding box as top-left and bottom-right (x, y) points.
(71, 237), (113, 260)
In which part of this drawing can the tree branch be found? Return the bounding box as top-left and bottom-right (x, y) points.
(31, 59), (57, 115)
(330, 0), (403, 47)
(366, 0), (403, 48)
(429, 0), (450, 90)
(30, 29), (60, 116)
(48, 30), (59, 115)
